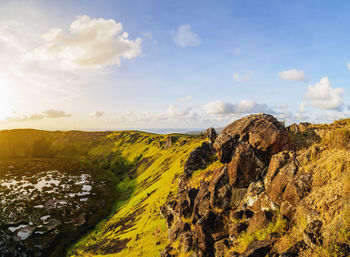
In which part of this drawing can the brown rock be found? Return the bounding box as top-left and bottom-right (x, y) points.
(239, 240), (273, 257)
(161, 245), (174, 257)
(191, 182), (211, 224)
(184, 142), (215, 178)
(209, 166), (232, 210)
(228, 222), (248, 238)
(247, 210), (274, 234)
(265, 153), (297, 205)
(214, 114), (290, 164)
(280, 200), (295, 220)
(205, 127), (217, 144)
(176, 188), (198, 218)
(168, 219), (185, 241)
(239, 180), (277, 212)
(227, 142), (265, 188)
(193, 223), (214, 257)
(179, 231), (193, 252)
(214, 238), (231, 257)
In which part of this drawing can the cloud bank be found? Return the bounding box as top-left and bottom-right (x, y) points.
(34, 15), (142, 70)
(304, 77), (344, 110)
(5, 109), (71, 122)
(204, 100), (273, 115)
(278, 69), (306, 81)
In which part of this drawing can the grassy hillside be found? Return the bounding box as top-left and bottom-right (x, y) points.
(68, 131), (204, 256)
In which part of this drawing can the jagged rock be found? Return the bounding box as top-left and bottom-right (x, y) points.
(160, 200), (177, 227)
(240, 181), (278, 212)
(278, 240), (307, 257)
(228, 222), (248, 239)
(247, 210), (274, 234)
(209, 166), (232, 210)
(303, 220), (323, 247)
(179, 231), (194, 252)
(205, 127), (217, 144)
(288, 122), (311, 133)
(214, 114), (290, 164)
(176, 188), (198, 218)
(227, 142), (266, 188)
(184, 142), (215, 178)
(191, 182), (211, 224)
(264, 152), (297, 205)
(193, 222), (215, 257)
(239, 240), (273, 257)
(210, 215), (229, 241)
(161, 245), (174, 257)
(168, 219), (186, 241)
(214, 238), (231, 257)
(280, 201), (295, 220)
(298, 122), (311, 132)
(283, 172), (312, 207)
(230, 209), (254, 220)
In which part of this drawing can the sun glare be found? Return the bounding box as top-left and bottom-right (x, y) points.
(0, 77), (14, 121)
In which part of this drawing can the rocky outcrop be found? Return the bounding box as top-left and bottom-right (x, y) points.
(213, 114), (290, 164)
(162, 114), (312, 256)
(205, 127), (217, 144)
(161, 113), (349, 256)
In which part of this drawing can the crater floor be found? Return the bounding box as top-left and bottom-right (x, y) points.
(0, 158), (116, 257)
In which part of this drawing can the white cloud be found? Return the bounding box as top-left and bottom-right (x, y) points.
(304, 77), (344, 110)
(43, 109), (71, 118)
(298, 102), (307, 113)
(90, 111), (104, 117)
(5, 109), (71, 122)
(114, 105), (199, 126)
(278, 69), (306, 81)
(275, 111), (309, 124)
(347, 63), (350, 70)
(204, 100), (273, 115)
(233, 71), (253, 82)
(173, 25), (201, 47)
(33, 15), (142, 70)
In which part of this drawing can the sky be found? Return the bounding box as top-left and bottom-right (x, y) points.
(0, 0), (350, 131)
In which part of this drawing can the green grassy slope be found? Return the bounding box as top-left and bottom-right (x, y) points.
(68, 131), (204, 257)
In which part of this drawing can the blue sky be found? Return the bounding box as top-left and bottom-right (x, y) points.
(0, 0), (349, 131)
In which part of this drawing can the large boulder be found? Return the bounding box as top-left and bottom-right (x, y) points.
(214, 114), (290, 164)
(227, 142), (265, 188)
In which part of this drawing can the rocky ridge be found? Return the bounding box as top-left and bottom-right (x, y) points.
(161, 114), (350, 257)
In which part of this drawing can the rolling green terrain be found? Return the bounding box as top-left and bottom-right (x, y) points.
(1, 116), (349, 257)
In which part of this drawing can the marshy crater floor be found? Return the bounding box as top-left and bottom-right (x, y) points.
(0, 158), (117, 257)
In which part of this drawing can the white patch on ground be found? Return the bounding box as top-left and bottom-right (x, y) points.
(40, 215), (51, 221)
(82, 185), (92, 191)
(8, 224), (27, 232)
